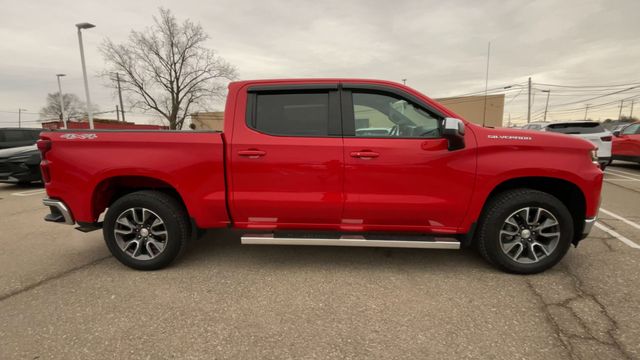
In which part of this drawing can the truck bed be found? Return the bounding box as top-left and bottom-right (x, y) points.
(40, 130), (230, 228)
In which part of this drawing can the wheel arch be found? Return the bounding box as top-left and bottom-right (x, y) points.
(481, 176), (586, 244)
(90, 175), (189, 222)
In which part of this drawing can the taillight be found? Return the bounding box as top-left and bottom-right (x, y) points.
(37, 138), (52, 183)
(37, 138), (52, 156)
(600, 136), (612, 142)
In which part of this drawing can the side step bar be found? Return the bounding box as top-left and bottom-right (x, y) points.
(241, 234), (460, 250)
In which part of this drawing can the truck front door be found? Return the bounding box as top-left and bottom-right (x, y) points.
(340, 84), (476, 234)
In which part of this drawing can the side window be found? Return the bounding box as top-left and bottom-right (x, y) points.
(622, 124), (640, 135)
(251, 92), (330, 136)
(352, 92), (441, 138)
(28, 130), (41, 140)
(3, 130), (23, 142)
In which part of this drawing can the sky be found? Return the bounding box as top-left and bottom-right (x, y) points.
(0, 0), (639, 127)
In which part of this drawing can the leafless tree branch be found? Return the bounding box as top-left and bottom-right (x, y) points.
(100, 8), (238, 129)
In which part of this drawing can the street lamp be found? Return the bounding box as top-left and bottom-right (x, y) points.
(56, 74), (67, 129)
(76, 22), (95, 129)
(541, 89), (551, 122)
(18, 108), (27, 128)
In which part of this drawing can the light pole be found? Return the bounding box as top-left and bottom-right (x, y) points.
(541, 89), (550, 122)
(56, 74), (67, 129)
(76, 22), (96, 129)
(18, 108), (27, 128)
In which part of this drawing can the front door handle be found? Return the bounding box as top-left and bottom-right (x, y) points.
(238, 149), (266, 158)
(350, 151), (379, 159)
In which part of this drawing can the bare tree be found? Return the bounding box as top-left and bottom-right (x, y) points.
(100, 8), (238, 129)
(40, 92), (96, 121)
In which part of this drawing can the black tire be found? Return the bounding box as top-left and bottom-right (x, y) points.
(476, 189), (574, 274)
(103, 190), (190, 270)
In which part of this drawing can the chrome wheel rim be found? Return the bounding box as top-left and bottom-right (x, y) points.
(114, 208), (168, 260)
(499, 207), (560, 264)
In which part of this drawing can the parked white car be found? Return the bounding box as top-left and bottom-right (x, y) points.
(521, 121), (612, 169)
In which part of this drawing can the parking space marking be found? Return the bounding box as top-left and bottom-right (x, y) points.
(605, 172), (640, 181)
(607, 168), (640, 178)
(600, 208), (640, 231)
(594, 222), (640, 249)
(11, 189), (46, 197)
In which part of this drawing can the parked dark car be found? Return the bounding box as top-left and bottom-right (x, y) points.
(0, 145), (42, 184)
(0, 128), (42, 149)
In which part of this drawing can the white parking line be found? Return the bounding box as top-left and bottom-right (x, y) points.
(607, 168), (640, 179)
(604, 171), (640, 181)
(594, 222), (640, 249)
(11, 189), (46, 197)
(600, 208), (640, 231)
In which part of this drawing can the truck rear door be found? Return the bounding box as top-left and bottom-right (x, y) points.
(229, 84), (344, 229)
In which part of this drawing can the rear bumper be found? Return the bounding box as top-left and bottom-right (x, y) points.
(43, 198), (75, 225)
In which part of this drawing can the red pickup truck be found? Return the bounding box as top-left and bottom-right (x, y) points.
(38, 79), (603, 274)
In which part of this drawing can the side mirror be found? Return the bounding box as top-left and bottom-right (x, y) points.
(613, 130), (621, 137)
(442, 117), (465, 151)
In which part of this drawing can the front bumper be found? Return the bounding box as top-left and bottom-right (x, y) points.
(43, 198), (75, 225)
(0, 160), (42, 183)
(581, 217), (597, 240)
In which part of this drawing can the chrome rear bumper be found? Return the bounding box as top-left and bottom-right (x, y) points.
(43, 198), (75, 225)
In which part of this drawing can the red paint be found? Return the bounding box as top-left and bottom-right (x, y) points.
(41, 78), (603, 237)
(612, 122), (640, 159)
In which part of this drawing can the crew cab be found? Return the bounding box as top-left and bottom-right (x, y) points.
(38, 79), (603, 274)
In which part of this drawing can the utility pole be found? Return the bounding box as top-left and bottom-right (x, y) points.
(630, 100), (635, 119)
(18, 108), (27, 128)
(115, 72), (125, 122)
(584, 104), (591, 120)
(542, 89), (550, 122)
(482, 41), (491, 127)
(116, 105), (120, 121)
(56, 74), (67, 129)
(618, 100), (624, 120)
(507, 112), (511, 127)
(527, 77), (532, 123)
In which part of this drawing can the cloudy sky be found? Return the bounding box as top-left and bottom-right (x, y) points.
(1, 0), (639, 127)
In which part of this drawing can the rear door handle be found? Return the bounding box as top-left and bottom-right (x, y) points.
(350, 151), (379, 159)
(238, 149), (266, 158)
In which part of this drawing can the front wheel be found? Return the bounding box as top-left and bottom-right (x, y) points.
(103, 190), (190, 270)
(476, 189), (574, 274)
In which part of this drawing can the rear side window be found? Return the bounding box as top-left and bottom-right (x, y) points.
(3, 130), (24, 141)
(27, 129), (41, 140)
(252, 92), (330, 136)
(546, 122), (605, 134)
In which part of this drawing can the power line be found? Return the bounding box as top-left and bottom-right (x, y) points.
(534, 81), (640, 89)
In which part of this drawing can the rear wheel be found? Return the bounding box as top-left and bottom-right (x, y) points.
(476, 189), (574, 274)
(103, 190), (190, 270)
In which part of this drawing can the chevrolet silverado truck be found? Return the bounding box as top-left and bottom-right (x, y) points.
(38, 79), (603, 274)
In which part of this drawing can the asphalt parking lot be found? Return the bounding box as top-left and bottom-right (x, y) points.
(1, 164), (639, 359)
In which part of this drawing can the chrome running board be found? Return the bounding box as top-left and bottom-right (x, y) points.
(241, 234), (460, 250)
